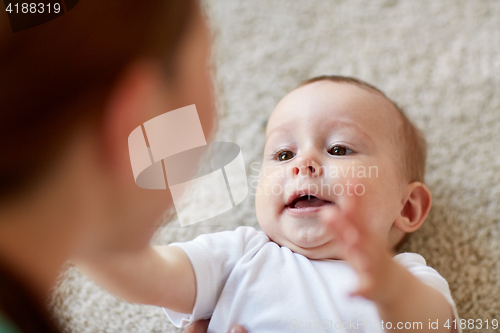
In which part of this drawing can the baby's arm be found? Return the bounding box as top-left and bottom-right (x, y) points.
(322, 207), (454, 333)
(75, 245), (195, 314)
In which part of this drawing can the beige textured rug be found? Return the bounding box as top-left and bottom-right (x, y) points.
(51, 0), (500, 332)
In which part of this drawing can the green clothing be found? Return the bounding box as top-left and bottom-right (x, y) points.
(0, 259), (60, 333)
(0, 313), (21, 333)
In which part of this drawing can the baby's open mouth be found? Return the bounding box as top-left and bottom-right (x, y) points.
(288, 195), (332, 209)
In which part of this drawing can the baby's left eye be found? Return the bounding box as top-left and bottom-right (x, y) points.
(328, 145), (355, 156)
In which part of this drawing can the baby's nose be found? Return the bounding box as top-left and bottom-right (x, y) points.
(290, 159), (323, 177)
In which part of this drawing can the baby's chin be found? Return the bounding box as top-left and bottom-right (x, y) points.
(288, 241), (344, 260)
(259, 217), (345, 259)
(271, 233), (344, 260)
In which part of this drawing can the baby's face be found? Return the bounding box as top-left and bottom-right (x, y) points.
(256, 81), (407, 259)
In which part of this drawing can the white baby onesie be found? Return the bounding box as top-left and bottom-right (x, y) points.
(164, 226), (460, 333)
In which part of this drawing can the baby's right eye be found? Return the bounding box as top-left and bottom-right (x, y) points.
(276, 150), (295, 161)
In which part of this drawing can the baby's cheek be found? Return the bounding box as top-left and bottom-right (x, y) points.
(257, 165), (288, 197)
(256, 176), (280, 214)
(256, 177), (275, 206)
(363, 179), (400, 225)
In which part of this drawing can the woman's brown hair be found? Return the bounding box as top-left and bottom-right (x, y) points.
(0, 0), (194, 199)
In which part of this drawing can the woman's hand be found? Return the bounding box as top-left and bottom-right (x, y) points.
(182, 319), (246, 333)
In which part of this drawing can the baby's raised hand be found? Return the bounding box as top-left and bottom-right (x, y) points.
(320, 195), (403, 306)
(321, 184), (454, 332)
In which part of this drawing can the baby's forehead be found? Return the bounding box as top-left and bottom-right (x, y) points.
(266, 81), (402, 139)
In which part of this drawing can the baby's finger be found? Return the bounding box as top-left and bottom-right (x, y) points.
(321, 206), (362, 258)
(321, 206), (354, 244)
(323, 206), (377, 262)
(340, 196), (370, 239)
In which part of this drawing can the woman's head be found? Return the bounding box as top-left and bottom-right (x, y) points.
(0, 0), (216, 201)
(0, 0), (216, 254)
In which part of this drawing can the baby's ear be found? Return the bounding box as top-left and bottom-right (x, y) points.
(394, 182), (432, 233)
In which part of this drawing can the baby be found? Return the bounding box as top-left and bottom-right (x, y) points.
(80, 76), (460, 332)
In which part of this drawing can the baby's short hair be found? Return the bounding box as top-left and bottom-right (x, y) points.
(298, 75), (427, 184)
